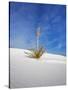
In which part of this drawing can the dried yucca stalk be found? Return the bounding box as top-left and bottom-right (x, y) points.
(36, 27), (41, 50)
(24, 27), (45, 59)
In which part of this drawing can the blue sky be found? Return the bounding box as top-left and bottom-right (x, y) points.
(9, 2), (66, 55)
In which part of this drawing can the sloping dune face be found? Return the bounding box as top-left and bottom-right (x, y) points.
(10, 48), (66, 88)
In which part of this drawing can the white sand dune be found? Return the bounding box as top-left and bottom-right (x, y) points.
(10, 48), (66, 88)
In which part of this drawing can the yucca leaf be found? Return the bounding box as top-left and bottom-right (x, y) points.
(24, 47), (45, 59)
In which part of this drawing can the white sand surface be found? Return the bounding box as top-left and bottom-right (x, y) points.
(10, 48), (66, 88)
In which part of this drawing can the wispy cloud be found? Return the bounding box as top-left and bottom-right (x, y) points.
(46, 39), (58, 46)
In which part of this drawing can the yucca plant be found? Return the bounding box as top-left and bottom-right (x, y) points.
(24, 27), (45, 59)
(24, 47), (45, 59)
